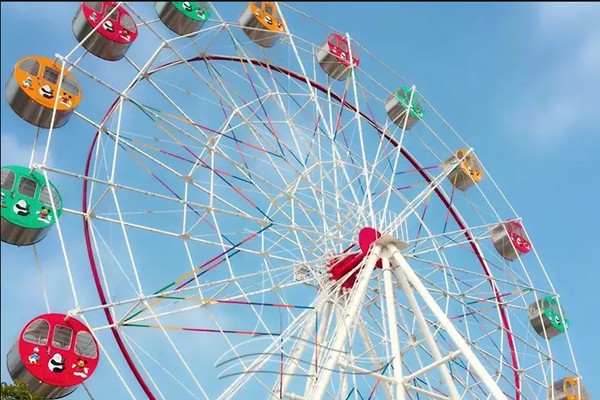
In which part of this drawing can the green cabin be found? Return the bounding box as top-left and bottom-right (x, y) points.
(1, 166), (63, 246)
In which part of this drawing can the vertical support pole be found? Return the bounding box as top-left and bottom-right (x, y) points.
(381, 256), (406, 400)
(392, 267), (461, 399)
(274, 300), (326, 400)
(303, 299), (334, 396)
(357, 320), (394, 400)
(389, 244), (508, 400)
(309, 246), (382, 400)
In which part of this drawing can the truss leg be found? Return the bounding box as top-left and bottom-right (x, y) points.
(389, 244), (508, 400)
(309, 246), (382, 400)
(382, 256), (406, 400)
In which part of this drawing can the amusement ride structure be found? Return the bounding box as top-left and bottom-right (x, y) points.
(0, 2), (589, 400)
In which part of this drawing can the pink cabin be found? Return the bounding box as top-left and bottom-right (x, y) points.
(72, 2), (139, 61)
(6, 313), (99, 399)
(316, 33), (360, 81)
(491, 219), (532, 261)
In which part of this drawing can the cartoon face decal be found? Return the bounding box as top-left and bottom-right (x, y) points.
(48, 353), (65, 373)
(39, 84), (54, 99)
(120, 30), (131, 42)
(276, 21), (284, 31)
(60, 92), (73, 108)
(197, 9), (205, 18)
(13, 199), (30, 216)
(27, 346), (41, 365)
(182, 1), (192, 11)
(37, 206), (52, 224)
(72, 358), (90, 378)
(1, 192), (6, 208)
(103, 20), (115, 32)
(22, 76), (34, 89)
(90, 12), (98, 22)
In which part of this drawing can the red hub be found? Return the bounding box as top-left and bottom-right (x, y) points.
(327, 228), (382, 289)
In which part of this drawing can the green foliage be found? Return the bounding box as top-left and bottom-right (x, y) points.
(1, 382), (43, 400)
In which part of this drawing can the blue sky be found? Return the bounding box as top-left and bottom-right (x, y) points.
(1, 2), (599, 399)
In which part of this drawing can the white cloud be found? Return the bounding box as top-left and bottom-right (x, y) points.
(1, 133), (34, 166)
(1, 132), (57, 176)
(537, 2), (600, 33)
(509, 3), (600, 145)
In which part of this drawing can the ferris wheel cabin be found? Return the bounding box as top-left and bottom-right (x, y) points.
(239, 2), (286, 48)
(316, 33), (360, 81)
(384, 87), (424, 130)
(72, 2), (138, 61)
(1, 166), (63, 247)
(491, 220), (532, 261)
(5, 56), (81, 129)
(155, 2), (211, 37)
(6, 313), (99, 399)
(444, 149), (483, 191)
(549, 377), (590, 400)
(528, 295), (569, 339)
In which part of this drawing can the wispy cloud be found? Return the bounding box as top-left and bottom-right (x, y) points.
(510, 2), (600, 145)
(1, 133), (34, 166)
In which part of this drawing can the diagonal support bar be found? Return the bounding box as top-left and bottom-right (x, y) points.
(393, 267), (461, 399)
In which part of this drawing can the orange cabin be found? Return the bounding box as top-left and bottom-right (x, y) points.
(239, 2), (286, 48)
(5, 56), (82, 129)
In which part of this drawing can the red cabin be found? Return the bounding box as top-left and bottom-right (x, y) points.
(491, 219), (532, 261)
(316, 33), (360, 81)
(6, 313), (99, 399)
(72, 2), (139, 61)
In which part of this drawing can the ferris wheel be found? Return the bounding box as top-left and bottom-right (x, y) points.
(0, 2), (590, 400)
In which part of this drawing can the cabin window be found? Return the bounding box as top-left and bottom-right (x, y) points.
(252, 2), (262, 8)
(61, 76), (80, 97)
(18, 58), (41, 77)
(17, 176), (37, 198)
(339, 40), (348, 52)
(328, 35), (338, 47)
(75, 331), (98, 359)
(120, 13), (136, 32)
(264, 3), (273, 15)
(39, 185), (61, 209)
(85, 2), (103, 12)
(511, 224), (524, 238)
(42, 66), (60, 85)
(52, 325), (73, 350)
(104, 5), (118, 20)
(23, 319), (50, 345)
(542, 297), (555, 313)
(1, 169), (16, 191)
